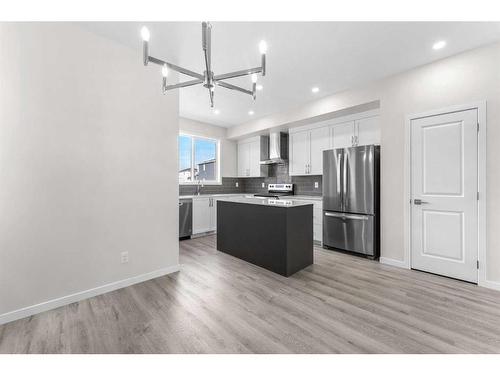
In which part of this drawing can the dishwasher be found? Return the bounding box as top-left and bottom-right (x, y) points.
(179, 198), (192, 239)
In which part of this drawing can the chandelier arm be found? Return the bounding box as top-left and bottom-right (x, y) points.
(214, 67), (263, 81)
(148, 56), (204, 80)
(216, 81), (253, 96)
(164, 79), (204, 91)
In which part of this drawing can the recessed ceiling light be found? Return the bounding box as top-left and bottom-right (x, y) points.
(256, 84), (263, 91)
(432, 40), (446, 50)
(213, 109), (220, 115)
(248, 110), (255, 115)
(311, 87), (319, 93)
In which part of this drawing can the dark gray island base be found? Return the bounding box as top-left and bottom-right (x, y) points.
(216, 198), (313, 277)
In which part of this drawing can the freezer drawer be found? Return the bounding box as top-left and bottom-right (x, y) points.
(323, 211), (375, 256)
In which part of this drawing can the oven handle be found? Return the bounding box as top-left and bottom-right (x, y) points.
(324, 212), (369, 220)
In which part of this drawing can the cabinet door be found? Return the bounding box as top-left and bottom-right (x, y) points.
(289, 130), (309, 175)
(249, 140), (261, 177)
(193, 197), (211, 234)
(210, 198), (218, 232)
(331, 121), (355, 149)
(309, 126), (331, 175)
(237, 143), (249, 177)
(356, 116), (380, 146)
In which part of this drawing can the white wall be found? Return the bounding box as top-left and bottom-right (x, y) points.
(0, 23), (180, 321)
(228, 41), (500, 284)
(179, 117), (237, 178)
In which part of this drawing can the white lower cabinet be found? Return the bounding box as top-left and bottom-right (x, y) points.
(192, 195), (246, 235)
(193, 197), (211, 234)
(292, 199), (323, 242)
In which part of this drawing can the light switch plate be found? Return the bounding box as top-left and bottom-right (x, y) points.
(314, 182), (319, 189)
(235, 182), (239, 187)
(262, 182), (265, 188)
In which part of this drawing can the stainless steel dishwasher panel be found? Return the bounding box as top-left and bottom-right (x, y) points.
(179, 198), (192, 238)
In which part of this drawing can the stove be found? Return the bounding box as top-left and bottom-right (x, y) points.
(254, 183), (294, 199)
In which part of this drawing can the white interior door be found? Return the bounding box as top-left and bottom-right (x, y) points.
(309, 126), (331, 175)
(289, 131), (309, 175)
(411, 109), (478, 283)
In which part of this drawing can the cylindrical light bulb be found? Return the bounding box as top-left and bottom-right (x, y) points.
(162, 64), (169, 77)
(141, 26), (150, 42)
(251, 74), (258, 83)
(259, 40), (267, 54)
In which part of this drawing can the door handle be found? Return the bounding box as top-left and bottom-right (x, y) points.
(179, 202), (183, 206)
(413, 199), (429, 205)
(325, 212), (369, 220)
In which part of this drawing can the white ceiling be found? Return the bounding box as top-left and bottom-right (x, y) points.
(80, 22), (500, 127)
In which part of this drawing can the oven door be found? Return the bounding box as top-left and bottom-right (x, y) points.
(323, 211), (374, 256)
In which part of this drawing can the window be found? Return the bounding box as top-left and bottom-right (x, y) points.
(179, 134), (220, 184)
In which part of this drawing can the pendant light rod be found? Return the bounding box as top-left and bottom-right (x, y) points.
(141, 22), (267, 108)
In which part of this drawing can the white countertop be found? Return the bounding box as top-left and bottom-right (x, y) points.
(289, 195), (323, 201)
(179, 193), (322, 201)
(217, 196), (314, 208)
(179, 193), (248, 199)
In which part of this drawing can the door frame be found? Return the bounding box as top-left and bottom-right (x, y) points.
(403, 101), (487, 286)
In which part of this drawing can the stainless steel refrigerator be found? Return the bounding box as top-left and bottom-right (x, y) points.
(322, 145), (380, 258)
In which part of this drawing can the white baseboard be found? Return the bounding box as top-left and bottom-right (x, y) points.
(479, 279), (500, 292)
(0, 264), (180, 326)
(379, 257), (409, 269)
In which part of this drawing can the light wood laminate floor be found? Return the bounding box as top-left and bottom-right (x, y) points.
(1, 235), (500, 353)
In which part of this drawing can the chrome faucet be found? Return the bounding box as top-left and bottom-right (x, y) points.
(196, 180), (204, 195)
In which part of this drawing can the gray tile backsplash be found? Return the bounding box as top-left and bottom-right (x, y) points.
(179, 168), (322, 197)
(291, 175), (323, 196)
(179, 177), (244, 196)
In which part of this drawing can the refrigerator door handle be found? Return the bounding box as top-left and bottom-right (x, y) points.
(342, 150), (348, 211)
(324, 212), (369, 221)
(337, 152), (343, 210)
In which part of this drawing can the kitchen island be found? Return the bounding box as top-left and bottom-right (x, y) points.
(216, 197), (313, 277)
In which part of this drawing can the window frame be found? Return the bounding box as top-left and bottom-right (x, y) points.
(178, 132), (221, 185)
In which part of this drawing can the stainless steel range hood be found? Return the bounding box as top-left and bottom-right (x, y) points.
(260, 132), (288, 165)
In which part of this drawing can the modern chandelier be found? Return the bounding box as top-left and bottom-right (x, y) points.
(141, 22), (268, 108)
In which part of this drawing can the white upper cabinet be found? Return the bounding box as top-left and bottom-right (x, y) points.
(309, 126), (331, 175)
(289, 126), (331, 176)
(331, 121), (355, 149)
(289, 111), (380, 176)
(237, 142), (250, 177)
(237, 136), (268, 178)
(249, 140), (261, 177)
(356, 116), (380, 146)
(289, 130), (309, 175)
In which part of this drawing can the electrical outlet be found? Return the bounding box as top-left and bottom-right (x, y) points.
(121, 251), (129, 264)
(235, 182), (239, 187)
(314, 181), (319, 189)
(262, 182), (265, 188)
